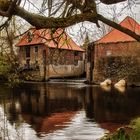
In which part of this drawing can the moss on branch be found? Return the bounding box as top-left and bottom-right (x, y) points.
(0, 0), (140, 42)
(15, 6), (97, 29)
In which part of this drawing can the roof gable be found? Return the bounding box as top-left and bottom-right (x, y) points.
(16, 28), (84, 52)
(96, 16), (140, 44)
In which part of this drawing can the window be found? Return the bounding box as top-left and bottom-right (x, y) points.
(43, 50), (46, 65)
(25, 46), (30, 58)
(106, 50), (112, 56)
(35, 46), (38, 53)
(43, 50), (46, 58)
(34, 46), (38, 64)
(74, 51), (79, 56)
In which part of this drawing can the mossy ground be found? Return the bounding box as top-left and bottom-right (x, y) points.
(101, 118), (140, 140)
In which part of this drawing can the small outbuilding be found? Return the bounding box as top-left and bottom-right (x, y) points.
(93, 16), (140, 86)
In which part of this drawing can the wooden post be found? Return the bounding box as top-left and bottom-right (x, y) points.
(43, 50), (47, 81)
(86, 42), (95, 83)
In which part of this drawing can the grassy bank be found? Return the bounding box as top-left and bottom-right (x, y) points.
(101, 118), (140, 140)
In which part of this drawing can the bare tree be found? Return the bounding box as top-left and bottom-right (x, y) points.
(0, 0), (139, 42)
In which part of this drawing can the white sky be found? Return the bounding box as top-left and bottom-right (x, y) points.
(17, 0), (140, 45)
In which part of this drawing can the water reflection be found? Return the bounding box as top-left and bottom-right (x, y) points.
(0, 83), (140, 139)
(114, 85), (126, 93)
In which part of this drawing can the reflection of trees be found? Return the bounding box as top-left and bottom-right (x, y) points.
(1, 83), (140, 136)
(7, 91), (19, 124)
(84, 87), (94, 119)
(2, 84), (140, 125)
(78, 85), (140, 126)
(2, 83), (84, 121)
(0, 104), (38, 140)
(0, 83), (85, 134)
(93, 87), (140, 123)
(18, 83), (83, 116)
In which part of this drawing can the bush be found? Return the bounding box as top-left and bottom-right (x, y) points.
(101, 117), (140, 140)
(0, 55), (22, 87)
(129, 118), (140, 140)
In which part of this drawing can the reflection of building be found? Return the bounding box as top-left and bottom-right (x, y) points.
(16, 28), (85, 81)
(19, 84), (83, 116)
(4, 83), (83, 134)
(87, 16), (140, 85)
(93, 87), (140, 132)
(1, 83), (140, 134)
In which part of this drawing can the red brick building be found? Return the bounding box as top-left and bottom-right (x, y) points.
(93, 16), (140, 85)
(16, 28), (85, 80)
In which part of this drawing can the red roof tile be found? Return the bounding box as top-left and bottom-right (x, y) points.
(16, 28), (84, 52)
(96, 16), (140, 44)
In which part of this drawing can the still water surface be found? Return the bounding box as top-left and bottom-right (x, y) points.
(0, 82), (140, 140)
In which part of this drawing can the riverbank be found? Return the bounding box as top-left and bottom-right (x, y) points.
(101, 117), (140, 140)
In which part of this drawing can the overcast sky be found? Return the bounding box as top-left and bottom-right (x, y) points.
(19, 0), (140, 45)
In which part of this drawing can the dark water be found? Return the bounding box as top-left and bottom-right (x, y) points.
(0, 82), (140, 140)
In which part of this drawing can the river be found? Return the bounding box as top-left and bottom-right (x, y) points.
(0, 82), (140, 140)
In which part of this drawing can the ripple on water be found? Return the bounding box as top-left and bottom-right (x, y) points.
(41, 111), (107, 140)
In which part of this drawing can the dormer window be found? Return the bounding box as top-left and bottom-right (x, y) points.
(27, 31), (34, 42)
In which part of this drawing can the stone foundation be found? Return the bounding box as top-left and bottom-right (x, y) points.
(22, 61), (85, 81)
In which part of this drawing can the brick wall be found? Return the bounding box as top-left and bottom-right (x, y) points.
(47, 48), (83, 65)
(94, 41), (140, 59)
(18, 44), (47, 67)
(19, 45), (83, 67)
(18, 44), (85, 80)
(93, 41), (140, 85)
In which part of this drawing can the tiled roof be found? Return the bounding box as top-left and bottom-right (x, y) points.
(16, 28), (84, 52)
(96, 16), (140, 44)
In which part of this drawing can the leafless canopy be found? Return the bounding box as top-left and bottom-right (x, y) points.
(0, 0), (140, 42)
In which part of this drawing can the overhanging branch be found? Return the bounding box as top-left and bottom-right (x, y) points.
(1, 1), (140, 42)
(100, 0), (126, 4)
(15, 6), (98, 29)
(97, 14), (140, 42)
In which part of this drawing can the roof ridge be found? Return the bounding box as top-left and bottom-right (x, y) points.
(16, 28), (85, 52)
(96, 16), (140, 44)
